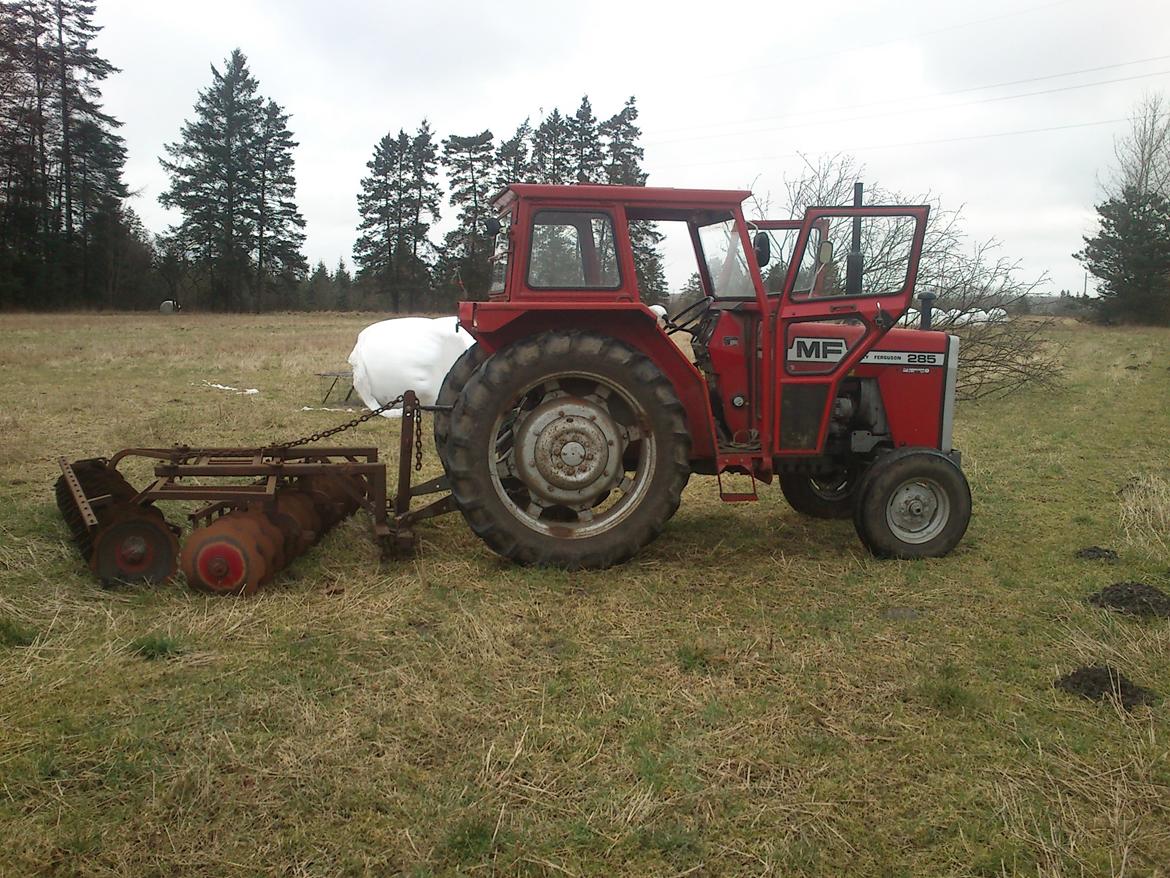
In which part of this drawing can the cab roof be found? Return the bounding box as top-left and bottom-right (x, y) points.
(494, 183), (752, 211)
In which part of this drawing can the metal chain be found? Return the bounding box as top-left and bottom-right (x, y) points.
(275, 394), (405, 449)
(414, 398), (424, 472)
(275, 391), (427, 469)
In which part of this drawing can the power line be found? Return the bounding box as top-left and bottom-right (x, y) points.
(707, 0), (1079, 82)
(648, 53), (1170, 139)
(645, 69), (1170, 148)
(645, 115), (1141, 174)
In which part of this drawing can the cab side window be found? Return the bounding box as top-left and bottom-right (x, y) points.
(527, 210), (620, 289)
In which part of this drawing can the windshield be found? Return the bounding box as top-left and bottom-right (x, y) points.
(697, 219), (755, 299)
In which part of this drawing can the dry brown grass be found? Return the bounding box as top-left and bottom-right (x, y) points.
(0, 313), (1168, 876)
(1119, 473), (1170, 558)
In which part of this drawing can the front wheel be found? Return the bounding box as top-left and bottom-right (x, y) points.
(853, 449), (971, 559)
(445, 331), (692, 569)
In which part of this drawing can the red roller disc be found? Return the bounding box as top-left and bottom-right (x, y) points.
(90, 506), (180, 586)
(180, 517), (267, 596)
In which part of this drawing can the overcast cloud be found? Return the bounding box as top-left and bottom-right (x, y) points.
(93, 0), (1170, 296)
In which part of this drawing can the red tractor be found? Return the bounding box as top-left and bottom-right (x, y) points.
(434, 182), (971, 569)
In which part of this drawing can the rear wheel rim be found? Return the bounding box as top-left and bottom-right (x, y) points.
(809, 469), (852, 501)
(489, 372), (656, 539)
(885, 477), (950, 544)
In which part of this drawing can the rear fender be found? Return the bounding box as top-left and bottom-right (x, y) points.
(458, 302), (718, 460)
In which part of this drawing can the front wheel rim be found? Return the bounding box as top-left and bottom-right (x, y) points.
(488, 372), (656, 539)
(885, 477), (950, 544)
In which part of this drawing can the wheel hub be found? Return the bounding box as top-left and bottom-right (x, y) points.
(120, 535), (148, 564)
(513, 397), (622, 507)
(886, 479), (948, 544)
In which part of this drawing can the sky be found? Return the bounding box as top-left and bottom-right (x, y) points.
(92, 0), (1170, 297)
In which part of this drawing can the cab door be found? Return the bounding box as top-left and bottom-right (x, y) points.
(771, 206), (929, 455)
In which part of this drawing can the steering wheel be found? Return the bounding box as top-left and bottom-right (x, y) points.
(664, 296), (714, 336)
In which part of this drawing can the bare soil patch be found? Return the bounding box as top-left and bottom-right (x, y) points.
(1088, 581), (1170, 618)
(1075, 546), (1119, 562)
(1054, 665), (1157, 710)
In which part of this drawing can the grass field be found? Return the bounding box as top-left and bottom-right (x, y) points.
(1, 312), (1168, 877)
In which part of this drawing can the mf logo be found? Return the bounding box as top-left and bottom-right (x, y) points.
(786, 336), (848, 363)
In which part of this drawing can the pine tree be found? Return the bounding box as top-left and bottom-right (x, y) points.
(334, 258), (352, 310)
(160, 49), (264, 310)
(442, 128), (495, 296)
(50, 0), (117, 243)
(567, 95), (604, 183)
(253, 98), (306, 308)
(677, 271), (704, 307)
(354, 122), (441, 312)
(302, 259), (332, 310)
(159, 50), (306, 311)
(1076, 185), (1170, 324)
(494, 119), (532, 189)
(531, 109), (570, 184)
(600, 97), (647, 186)
(405, 120), (441, 310)
(354, 129), (412, 310)
(601, 97), (666, 304)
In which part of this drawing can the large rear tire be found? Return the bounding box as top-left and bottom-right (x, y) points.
(445, 331), (691, 569)
(434, 343), (487, 470)
(853, 448), (971, 559)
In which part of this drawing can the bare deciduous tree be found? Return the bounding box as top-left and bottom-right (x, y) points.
(1109, 92), (1170, 199)
(763, 153), (1061, 400)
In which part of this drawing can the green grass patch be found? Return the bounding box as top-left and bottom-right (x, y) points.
(127, 632), (183, 660)
(0, 618), (35, 647)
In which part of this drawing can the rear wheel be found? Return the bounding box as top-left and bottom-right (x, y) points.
(853, 448), (971, 559)
(445, 331), (691, 569)
(434, 343), (487, 470)
(779, 463), (861, 519)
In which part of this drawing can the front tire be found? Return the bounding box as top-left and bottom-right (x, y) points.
(853, 448), (971, 559)
(445, 331), (691, 569)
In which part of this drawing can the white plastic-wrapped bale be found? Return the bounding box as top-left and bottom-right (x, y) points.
(967, 310), (990, 325)
(347, 316), (475, 417)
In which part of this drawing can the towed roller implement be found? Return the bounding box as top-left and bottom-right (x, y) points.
(54, 392), (452, 594)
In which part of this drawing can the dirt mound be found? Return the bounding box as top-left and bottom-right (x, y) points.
(1088, 581), (1170, 618)
(1054, 665), (1157, 711)
(1075, 546), (1119, 562)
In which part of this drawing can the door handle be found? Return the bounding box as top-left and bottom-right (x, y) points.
(829, 304), (856, 313)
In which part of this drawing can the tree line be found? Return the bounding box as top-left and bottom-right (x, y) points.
(0, 3), (661, 311)
(4, 0), (1165, 324)
(0, 0), (152, 310)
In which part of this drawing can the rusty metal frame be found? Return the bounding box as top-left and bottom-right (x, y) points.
(58, 390), (462, 563)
